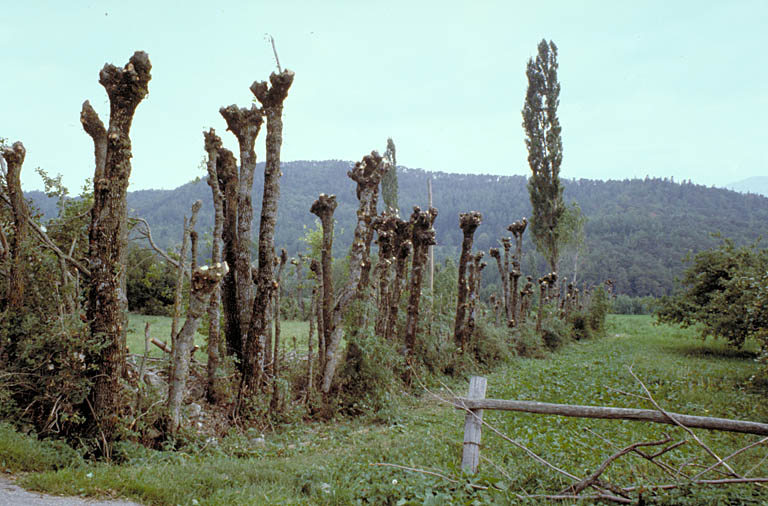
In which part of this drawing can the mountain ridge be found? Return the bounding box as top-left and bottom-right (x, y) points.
(25, 160), (768, 298)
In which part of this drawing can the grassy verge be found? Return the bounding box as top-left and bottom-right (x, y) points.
(4, 316), (768, 504)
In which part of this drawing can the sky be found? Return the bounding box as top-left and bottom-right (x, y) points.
(2, 0), (766, 193)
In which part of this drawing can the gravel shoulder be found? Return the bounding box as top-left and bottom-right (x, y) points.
(0, 476), (140, 506)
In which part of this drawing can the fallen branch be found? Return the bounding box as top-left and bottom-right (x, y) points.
(561, 437), (672, 496)
(627, 366), (741, 477)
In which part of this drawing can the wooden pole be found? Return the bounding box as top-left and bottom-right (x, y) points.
(461, 376), (487, 473)
(454, 397), (768, 437)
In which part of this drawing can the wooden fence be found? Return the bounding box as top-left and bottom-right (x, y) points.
(456, 376), (768, 473)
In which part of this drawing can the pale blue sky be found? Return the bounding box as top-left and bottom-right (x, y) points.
(2, 0), (766, 192)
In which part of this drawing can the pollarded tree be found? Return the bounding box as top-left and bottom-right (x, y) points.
(81, 51), (152, 440)
(523, 39), (565, 274)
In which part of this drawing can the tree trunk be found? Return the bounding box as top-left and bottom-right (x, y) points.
(536, 278), (547, 333)
(242, 70), (294, 392)
(454, 212), (482, 350)
(488, 248), (505, 325)
(306, 284), (317, 400)
(168, 263), (228, 433)
(82, 51), (151, 441)
(501, 238), (513, 321)
(203, 130), (225, 404)
(1, 142), (28, 313)
(219, 101), (264, 372)
(372, 214), (397, 337)
(385, 219), (412, 342)
(215, 148), (242, 361)
(270, 249), (287, 412)
(309, 259), (324, 389)
(321, 152), (389, 394)
(403, 206), (438, 363)
(171, 216), (189, 344)
(466, 253), (486, 348)
(310, 194), (336, 380)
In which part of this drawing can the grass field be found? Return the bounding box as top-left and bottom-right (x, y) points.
(4, 315), (768, 504)
(126, 314), (310, 362)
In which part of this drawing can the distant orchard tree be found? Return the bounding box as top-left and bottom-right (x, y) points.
(522, 39), (565, 274)
(382, 138), (399, 215)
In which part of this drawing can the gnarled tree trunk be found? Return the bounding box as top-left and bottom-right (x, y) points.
(203, 129), (226, 403)
(215, 148), (242, 361)
(310, 194), (336, 382)
(168, 263), (228, 433)
(1, 142), (28, 313)
(385, 219), (412, 342)
(403, 206), (438, 363)
(321, 152), (389, 393)
(82, 51), (151, 441)
(220, 100), (263, 372)
(242, 70), (294, 392)
(454, 212), (482, 350)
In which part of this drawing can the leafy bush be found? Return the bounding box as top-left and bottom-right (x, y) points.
(656, 239), (768, 349)
(587, 286), (611, 335)
(568, 311), (592, 340)
(336, 308), (405, 417)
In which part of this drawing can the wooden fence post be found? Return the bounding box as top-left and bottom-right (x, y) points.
(461, 375), (487, 473)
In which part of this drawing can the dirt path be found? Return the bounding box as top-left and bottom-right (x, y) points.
(0, 476), (140, 506)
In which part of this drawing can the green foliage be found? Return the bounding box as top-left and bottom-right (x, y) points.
(587, 285), (611, 335)
(0, 313), (97, 437)
(0, 422), (83, 472)
(612, 294), (657, 314)
(6, 316), (766, 505)
(336, 302), (405, 418)
(126, 245), (176, 315)
(567, 310), (592, 340)
(523, 39), (565, 272)
(656, 239), (768, 349)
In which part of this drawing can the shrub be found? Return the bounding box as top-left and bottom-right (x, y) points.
(568, 311), (592, 340)
(587, 286), (611, 335)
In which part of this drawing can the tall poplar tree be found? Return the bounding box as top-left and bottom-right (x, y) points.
(381, 137), (399, 215)
(522, 39), (564, 274)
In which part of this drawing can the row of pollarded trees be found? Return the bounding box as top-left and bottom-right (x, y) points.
(305, 152), (438, 393)
(0, 51), (300, 443)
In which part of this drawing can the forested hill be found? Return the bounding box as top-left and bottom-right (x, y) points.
(26, 161), (768, 297)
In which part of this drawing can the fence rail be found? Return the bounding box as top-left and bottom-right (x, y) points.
(455, 376), (768, 473)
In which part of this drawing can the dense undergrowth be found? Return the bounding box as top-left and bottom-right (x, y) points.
(2, 315), (766, 505)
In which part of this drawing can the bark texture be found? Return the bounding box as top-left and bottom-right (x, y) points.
(270, 249), (288, 412)
(454, 212), (482, 350)
(168, 262), (228, 433)
(310, 194), (337, 379)
(219, 101), (263, 366)
(501, 237), (513, 321)
(488, 248), (505, 325)
(321, 152), (390, 393)
(403, 206), (438, 361)
(385, 219), (412, 342)
(372, 213), (398, 337)
(1, 142), (28, 312)
(203, 129), (225, 403)
(82, 51), (151, 440)
(216, 147), (242, 360)
(242, 69), (294, 392)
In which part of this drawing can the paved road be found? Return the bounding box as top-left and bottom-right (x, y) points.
(0, 477), (140, 506)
